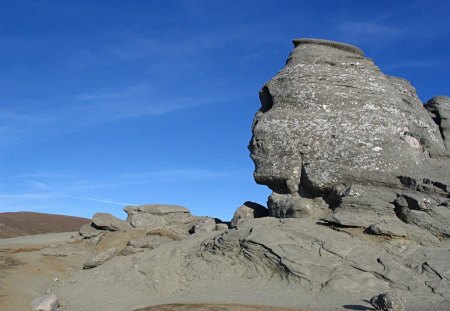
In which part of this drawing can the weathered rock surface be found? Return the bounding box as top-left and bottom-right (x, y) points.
(120, 245), (144, 256)
(230, 201), (268, 228)
(248, 38), (450, 243)
(127, 235), (173, 249)
(55, 217), (450, 311)
(79, 223), (103, 238)
(82, 248), (117, 269)
(31, 294), (59, 311)
(127, 213), (167, 230)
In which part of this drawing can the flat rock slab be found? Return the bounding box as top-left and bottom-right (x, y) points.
(125, 205), (190, 216)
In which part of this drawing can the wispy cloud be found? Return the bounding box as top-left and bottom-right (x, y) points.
(381, 59), (450, 71)
(0, 84), (233, 147)
(60, 194), (136, 206)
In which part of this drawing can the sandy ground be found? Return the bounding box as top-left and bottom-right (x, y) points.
(0, 232), (84, 311)
(133, 303), (317, 311)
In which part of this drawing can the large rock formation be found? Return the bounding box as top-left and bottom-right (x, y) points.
(31, 39), (449, 311)
(249, 38), (450, 243)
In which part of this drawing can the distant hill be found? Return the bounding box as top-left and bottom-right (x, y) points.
(0, 212), (90, 238)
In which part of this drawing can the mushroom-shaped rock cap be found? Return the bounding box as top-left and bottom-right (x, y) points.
(293, 38), (365, 56)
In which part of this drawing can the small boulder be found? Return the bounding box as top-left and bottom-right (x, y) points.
(83, 248), (117, 269)
(370, 292), (406, 311)
(215, 223), (229, 231)
(231, 201), (268, 228)
(92, 213), (129, 231)
(31, 294), (59, 311)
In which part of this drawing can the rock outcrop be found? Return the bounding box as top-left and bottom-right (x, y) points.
(248, 38), (450, 243)
(80, 204), (226, 241)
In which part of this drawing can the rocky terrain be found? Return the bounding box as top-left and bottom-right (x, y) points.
(0, 212), (90, 238)
(1, 38), (449, 311)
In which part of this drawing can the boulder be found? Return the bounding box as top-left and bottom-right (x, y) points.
(31, 294), (59, 311)
(370, 292), (406, 311)
(124, 204), (196, 235)
(91, 213), (130, 231)
(230, 201), (268, 228)
(83, 248), (117, 269)
(248, 38), (450, 241)
(191, 216), (216, 233)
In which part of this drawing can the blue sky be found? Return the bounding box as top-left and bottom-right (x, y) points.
(1, 0), (449, 220)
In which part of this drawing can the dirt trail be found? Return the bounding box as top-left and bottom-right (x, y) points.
(133, 303), (319, 311)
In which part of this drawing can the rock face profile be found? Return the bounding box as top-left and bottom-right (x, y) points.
(249, 38), (450, 242)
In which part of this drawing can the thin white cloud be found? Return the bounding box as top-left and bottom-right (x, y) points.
(0, 87), (233, 147)
(381, 59), (450, 71)
(59, 194), (136, 206)
(16, 168), (240, 192)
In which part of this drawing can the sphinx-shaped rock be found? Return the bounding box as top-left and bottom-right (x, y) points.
(249, 38), (449, 241)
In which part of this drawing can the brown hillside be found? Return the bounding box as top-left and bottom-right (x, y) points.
(0, 212), (90, 238)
